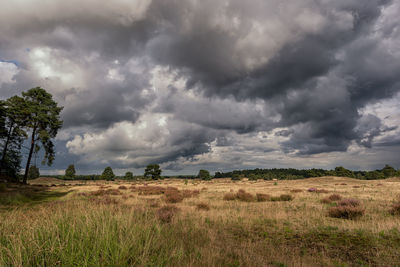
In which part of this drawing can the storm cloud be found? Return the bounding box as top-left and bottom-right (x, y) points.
(0, 0), (399, 174)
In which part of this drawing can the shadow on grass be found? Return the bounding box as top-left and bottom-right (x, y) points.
(0, 184), (72, 208)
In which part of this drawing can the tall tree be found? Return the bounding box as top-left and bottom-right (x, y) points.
(22, 87), (63, 184)
(65, 164), (76, 179)
(0, 96), (27, 180)
(144, 164), (162, 180)
(101, 166), (115, 181)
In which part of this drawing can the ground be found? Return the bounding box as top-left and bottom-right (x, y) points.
(1, 176), (400, 266)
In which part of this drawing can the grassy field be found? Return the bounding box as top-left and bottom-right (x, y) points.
(1, 176), (400, 266)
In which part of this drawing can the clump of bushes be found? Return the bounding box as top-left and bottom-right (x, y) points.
(270, 194), (294, 202)
(236, 189), (255, 202)
(223, 192), (236, 201)
(157, 205), (180, 223)
(321, 194), (342, 203)
(308, 188), (329, 193)
(164, 190), (184, 203)
(90, 189), (122, 196)
(328, 198), (365, 219)
(256, 193), (270, 202)
(118, 185), (127, 190)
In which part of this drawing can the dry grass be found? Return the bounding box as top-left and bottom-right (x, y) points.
(321, 194), (343, 203)
(2, 176), (400, 266)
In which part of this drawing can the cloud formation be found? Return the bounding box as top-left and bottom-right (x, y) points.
(0, 0), (399, 174)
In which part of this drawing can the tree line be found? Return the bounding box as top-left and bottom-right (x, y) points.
(0, 87), (63, 183)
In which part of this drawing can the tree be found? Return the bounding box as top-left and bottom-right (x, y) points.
(382, 164), (396, 178)
(124, 171), (133, 180)
(65, 164), (76, 179)
(101, 166), (115, 181)
(144, 164), (162, 180)
(197, 169), (211, 180)
(28, 165), (40, 179)
(248, 174), (258, 181)
(22, 87), (63, 184)
(0, 96), (27, 180)
(231, 173), (240, 181)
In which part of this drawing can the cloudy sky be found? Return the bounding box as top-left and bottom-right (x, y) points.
(1, 0), (399, 175)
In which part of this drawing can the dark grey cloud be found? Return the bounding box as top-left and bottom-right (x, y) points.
(0, 0), (399, 172)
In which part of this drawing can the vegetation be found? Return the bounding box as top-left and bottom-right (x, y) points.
(124, 171), (133, 180)
(27, 165), (40, 179)
(65, 164), (76, 179)
(1, 177), (400, 266)
(197, 169), (211, 180)
(101, 166), (115, 181)
(144, 164), (162, 180)
(215, 165), (400, 180)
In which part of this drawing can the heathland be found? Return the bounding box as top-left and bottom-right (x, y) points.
(1, 176), (400, 266)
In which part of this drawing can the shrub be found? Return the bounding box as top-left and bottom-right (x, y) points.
(231, 173), (240, 181)
(322, 194), (342, 203)
(223, 192), (236, 201)
(118, 185), (127, 190)
(165, 191), (184, 203)
(256, 193), (270, 202)
(308, 188), (317, 192)
(196, 202), (210, 210)
(328, 205), (365, 219)
(389, 199), (400, 215)
(157, 205), (180, 223)
(328, 198), (364, 219)
(236, 189), (254, 202)
(270, 194), (294, 202)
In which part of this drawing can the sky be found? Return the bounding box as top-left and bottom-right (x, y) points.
(0, 0), (399, 175)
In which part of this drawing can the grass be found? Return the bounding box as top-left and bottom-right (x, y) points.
(1, 176), (400, 266)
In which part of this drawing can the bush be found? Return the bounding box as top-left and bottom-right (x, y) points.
(101, 167), (115, 181)
(321, 194), (342, 203)
(328, 198), (364, 219)
(165, 191), (184, 203)
(236, 189), (254, 202)
(270, 194), (294, 202)
(118, 185), (127, 190)
(290, 189), (303, 193)
(248, 174), (258, 181)
(223, 192), (236, 201)
(157, 205), (180, 223)
(389, 198), (400, 215)
(328, 206), (365, 219)
(256, 193), (270, 202)
(231, 173), (240, 181)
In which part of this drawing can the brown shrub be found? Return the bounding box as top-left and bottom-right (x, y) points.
(181, 189), (200, 198)
(196, 202), (210, 211)
(236, 189), (255, 202)
(322, 194), (342, 203)
(338, 198), (361, 207)
(270, 194), (294, 202)
(328, 205), (365, 219)
(389, 199), (400, 215)
(90, 189), (122, 196)
(118, 185), (128, 190)
(290, 189), (303, 193)
(352, 185), (361, 188)
(223, 192), (236, 201)
(256, 193), (270, 202)
(340, 183), (347, 185)
(91, 196), (119, 205)
(165, 191), (184, 203)
(316, 189), (329, 194)
(157, 205), (180, 223)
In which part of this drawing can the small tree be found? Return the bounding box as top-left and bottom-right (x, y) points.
(248, 174), (258, 181)
(144, 164), (162, 180)
(28, 165), (40, 179)
(231, 173), (240, 181)
(382, 164), (396, 178)
(65, 164), (76, 179)
(198, 169), (211, 180)
(101, 166), (115, 181)
(124, 171), (134, 180)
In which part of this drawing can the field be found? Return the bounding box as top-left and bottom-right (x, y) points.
(1, 176), (400, 266)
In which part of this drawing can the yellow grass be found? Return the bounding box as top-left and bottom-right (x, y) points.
(1, 176), (400, 266)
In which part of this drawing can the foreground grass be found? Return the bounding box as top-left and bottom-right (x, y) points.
(1, 177), (400, 266)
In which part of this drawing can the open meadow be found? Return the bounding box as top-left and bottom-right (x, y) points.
(1, 176), (400, 266)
